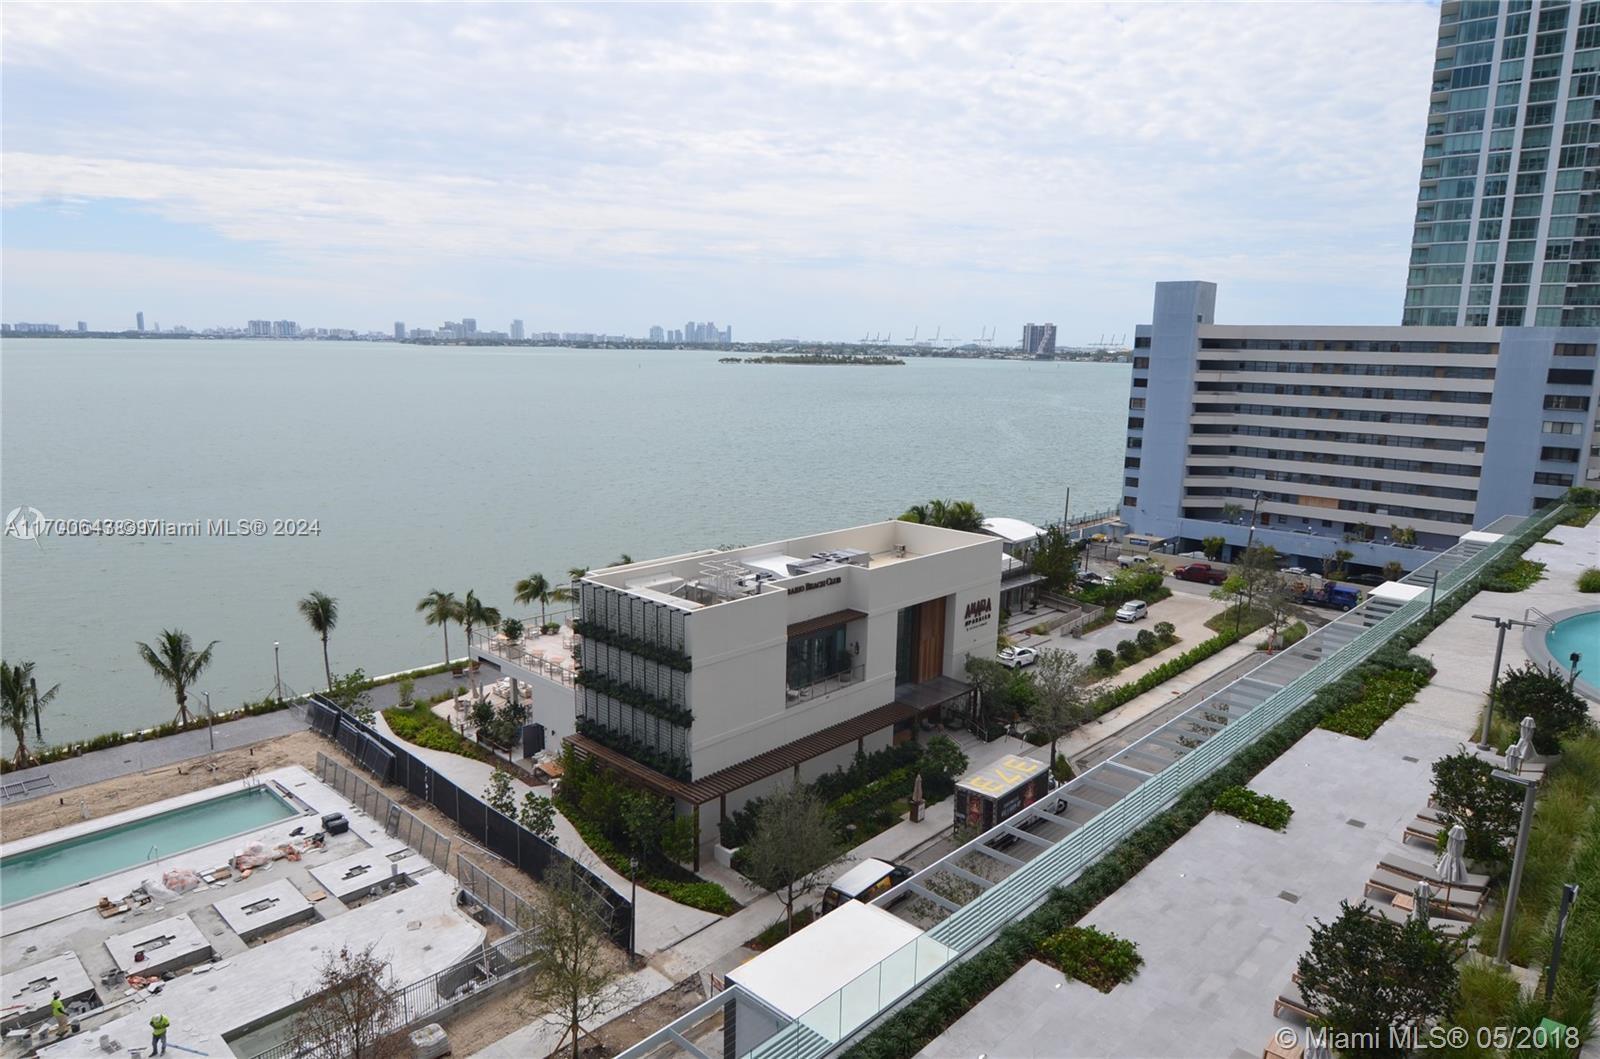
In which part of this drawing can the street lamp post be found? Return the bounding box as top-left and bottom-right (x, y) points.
(1546, 883), (1580, 1001)
(1235, 491), (1263, 637)
(1493, 768), (1538, 965)
(1472, 615), (1538, 749)
(274, 642), (282, 705)
(204, 691), (215, 751)
(1568, 651), (1582, 686)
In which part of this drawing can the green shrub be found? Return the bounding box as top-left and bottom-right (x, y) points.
(1318, 667), (1433, 739)
(1153, 621), (1176, 643)
(1212, 786), (1293, 830)
(1481, 558), (1546, 592)
(1037, 925), (1143, 992)
(1086, 629), (1243, 718)
(1134, 629), (1158, 653)
(1578, 567), (1600, 593)
(381, 708), (487, 760)
(1115, 639), (1138, 663)
(1496, 661), (1593, 754)
(1092, 648), (1116, 672)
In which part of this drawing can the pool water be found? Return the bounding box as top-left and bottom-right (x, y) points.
(0, 787), (298, 906)
(1546, 611), (1599, 687)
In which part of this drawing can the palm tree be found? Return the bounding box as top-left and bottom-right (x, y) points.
(566, 566), (589, 581)
(416, 589), (463, 668)
(1, 661), (58, 768)
(135, 629), (218, 725)
(460, 591), (501, 700)
(514, 573), (552, 626)
(942, 499), (985, 533)
(899, 503), (931, 524)
(614, 553), (633, 566)
(297, 590), (339, 691)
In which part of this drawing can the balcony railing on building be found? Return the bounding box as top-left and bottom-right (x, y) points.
(470, 608), (578, 687)
(786, 663), (866, 705)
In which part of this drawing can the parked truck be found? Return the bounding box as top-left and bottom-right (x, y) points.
(1293, 579), (1361, 610)
(1171, 562), (1229, 585)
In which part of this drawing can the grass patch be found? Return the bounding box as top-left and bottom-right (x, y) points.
(1561, 505), (1599, 528)
(1258, 621), (1307, 651)
(1578, 567), (1600, 593)
(746, 906), (820, 951)
(1037, 926), (1143, 993)
(382, 706), (488, 760)
(1212, 786), (1293, 831)
(1318, 667), (1433, 739)
(1205, 603), (1271, 636)
(1480, 558), (1546, 593)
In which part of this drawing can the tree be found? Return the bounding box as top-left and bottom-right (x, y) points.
(1382, 560), (1405, 582)
(513, 572), (552, 626)
(1495, 660), (1591, 753)
(501, 617), (525, 641)
(965, 656), (1012, 731)
(744, 783), (841, 934)
(484, 768), (516, 817)
(292, 944), (401, 1059)
(1431, 751), (1521, 862)
(135, 629), (217, 725)
(1201, 536), (1225, 561)
(519, 791), (558, 845)
(1027, 649), (1092, 767)
(1322, 547), (1354, 581)
(899, 498), (985, 533)
(298, 590), (339, 692)
(1093, 647), (1117, 672)
(1296, 903), (1462, 1057)
(326, 669), (374, 724)
(920, 733), (969, 800)
(522, 860), (629, 1059)
(1030, 525), (1082, 593)
(1213, 543), (1281, 634)
(415, 589), (462, 668)
(1, 661), (58, 768)
(460, 591), (500, 698)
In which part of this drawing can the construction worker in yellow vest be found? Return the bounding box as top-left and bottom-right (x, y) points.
(50, 991), (69, 1037)
(149, 1013), (170, 1055)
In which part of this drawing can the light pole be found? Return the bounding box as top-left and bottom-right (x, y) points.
(1235, 491), (1263, 637)
(1472, 615), (1538, 748)
(204, 691), (215, 751)
(1568, 651), (1582, 687)
(273, 642), (282, 705)
(1493, 768), (1538, 965)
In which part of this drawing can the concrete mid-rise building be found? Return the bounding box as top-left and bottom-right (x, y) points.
(1403, 0), (1599, 328)
(510, 319), (525, 341)
(1120, 281), (1597, 571)
(1022, 322), (1057, 356)
(136, 311), (145, 332)
(561, 521), (1000, 858)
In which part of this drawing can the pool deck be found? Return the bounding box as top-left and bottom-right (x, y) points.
(0, 766), (485, 1059)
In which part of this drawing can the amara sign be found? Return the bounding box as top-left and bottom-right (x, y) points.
(963, 597), (994, 629)
(787, 575), (842, 596)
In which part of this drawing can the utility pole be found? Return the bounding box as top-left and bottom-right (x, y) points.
(204, 692), (215, 751)
(1472, 615), (1538, 748)
(1493, 769), (1538, 965)
(1062, 486), (1071, 529)
(274, 642), (282, 705)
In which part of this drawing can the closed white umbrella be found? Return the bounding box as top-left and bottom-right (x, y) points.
(1303, 1026), (1333, 1059)
(1412, 878), (1434, 925)
(1510, 715), (1536, 763)
(1435, 824), (1469, 886)
(1506, 741), (1526, 775)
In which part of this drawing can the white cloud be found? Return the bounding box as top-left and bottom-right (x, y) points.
(0, 1), (1441, 334)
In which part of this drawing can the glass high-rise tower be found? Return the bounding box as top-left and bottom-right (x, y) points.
(1403, 0), (1599, 327)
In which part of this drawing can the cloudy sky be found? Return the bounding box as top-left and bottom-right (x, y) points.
(2, 2), (1439, 342)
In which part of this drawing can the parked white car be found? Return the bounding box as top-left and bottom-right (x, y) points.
(997, 646), (1039, 669)
(1115, 600), (1148, 623)
(1116, 554), (1151, 568)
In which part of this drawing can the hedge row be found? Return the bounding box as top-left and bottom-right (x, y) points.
(844, 506), (1566, 1059)
(563, 807), (737, 915)
(1087, 628), (1245, 719)
(1212, 786), (1294, 831)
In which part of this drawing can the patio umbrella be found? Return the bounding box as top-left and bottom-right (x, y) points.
(1412, 878), (1433, 925)
(1434, 824), (1469, 887)
(1510, 715), (1536, 763)
(911, 773), (924, 804)
(1505, 741), (1526, 775)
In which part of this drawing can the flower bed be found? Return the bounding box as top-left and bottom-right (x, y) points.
(1317, 667), (1432, 740)
(1212, 786), (1293, 831)
(1037, 925), (1143, 993)
(383, 706), (487, 760)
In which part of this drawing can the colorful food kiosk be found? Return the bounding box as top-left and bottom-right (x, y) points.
(954, 754), (1050, 832)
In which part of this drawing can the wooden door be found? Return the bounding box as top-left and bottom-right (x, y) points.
(915, 597), (946, 682)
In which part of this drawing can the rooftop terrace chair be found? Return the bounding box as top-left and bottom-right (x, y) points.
(1376, 852), (1492, 892)
(1363, 899), (1473, 937)
(1366, 867), (1483, 919)
(1273, 977), (1321, 1022)
(1403, 814), (1446, 848)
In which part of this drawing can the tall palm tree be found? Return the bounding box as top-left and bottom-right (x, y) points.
(566, 566), (589, 581)
(297, 590), (339, 691)
(417, 589), (463, 668)
(899, 503), (931, 524)
(135, 630), (218, 725)
(460, 591), (500, 700)
(942, 499), (985, 533)
(514, 573), (552, 626)
(1, 661), (58, 768)
(614, 553), (633, 566)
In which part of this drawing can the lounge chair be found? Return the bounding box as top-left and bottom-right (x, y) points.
(1403, 815), (1445, 848)
(1366, 868), (1483, 919)
(1364, 900), (1472, 937)
(1273, 977), (1321, 1021)
(1376, 853), (1491, 891)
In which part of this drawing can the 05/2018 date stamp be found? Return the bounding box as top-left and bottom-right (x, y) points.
(5, 507), (321, 541)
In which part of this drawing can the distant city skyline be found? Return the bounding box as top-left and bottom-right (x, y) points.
(5, 4), (1442, 338)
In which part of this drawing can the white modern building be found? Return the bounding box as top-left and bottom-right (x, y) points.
(1121, 280), (1598, 570)
(567, 520), (1001, 857)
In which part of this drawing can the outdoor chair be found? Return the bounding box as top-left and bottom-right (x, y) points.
(1375, 853), (1491, 891)
(1365, 868), (1483, 919)
(1403, 815), (1445, 848)
(1272, 977), (1321, 1021)
(1363, 899), (1473, 937)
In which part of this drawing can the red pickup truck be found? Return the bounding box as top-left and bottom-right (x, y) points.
(1172, 562), (1229, 585)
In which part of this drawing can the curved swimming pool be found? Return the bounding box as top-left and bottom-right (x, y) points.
(1545, 609), (1599, 692)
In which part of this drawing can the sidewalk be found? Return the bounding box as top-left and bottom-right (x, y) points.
(369, 712), (722, 955)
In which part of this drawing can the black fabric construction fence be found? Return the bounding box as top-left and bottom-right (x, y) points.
(306, 695), (632, 945)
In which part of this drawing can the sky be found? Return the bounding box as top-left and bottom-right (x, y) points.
(1, 2), (1442, 342)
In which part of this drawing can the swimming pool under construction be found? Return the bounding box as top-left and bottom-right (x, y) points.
(0, 767), (487, 1059)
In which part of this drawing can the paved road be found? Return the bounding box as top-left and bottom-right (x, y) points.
(0, 667), (475, 805)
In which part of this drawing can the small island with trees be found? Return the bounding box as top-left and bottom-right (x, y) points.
(719, 353), (904, 365)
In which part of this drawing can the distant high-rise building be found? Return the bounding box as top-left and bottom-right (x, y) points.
(1022, 323), (1057, 356)
(648, 325), (664, 343)
(462, 318), (477, 335)
(510, 319), (525, 341)
(13, 322), (61, 333)
(77, 321), (87, 332)
(136, 311), (145, 332)
(248, 320), (272, 337)
(722, 326), (732, 345)
(394, 321), (406, 341)
(1403, 0), (1597, 327)
(272, 320), (298, 338)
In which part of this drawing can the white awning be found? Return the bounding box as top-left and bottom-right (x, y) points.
(981, 517), (1046, 545)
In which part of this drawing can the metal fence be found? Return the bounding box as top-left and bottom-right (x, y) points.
(456, 852), (537, 929)
(315, 753), (452, 870)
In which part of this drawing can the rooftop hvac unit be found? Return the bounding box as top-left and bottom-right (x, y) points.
(786, 556), (830, 575)
(813, 548), (869, 567)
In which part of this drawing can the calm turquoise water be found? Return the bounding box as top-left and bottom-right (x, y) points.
(0, 787), (297, 906)
(1546, 611), (1599, 688)
(0, 339), (1128, 743)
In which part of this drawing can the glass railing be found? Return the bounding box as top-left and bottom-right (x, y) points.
(786, 664), (866, 704)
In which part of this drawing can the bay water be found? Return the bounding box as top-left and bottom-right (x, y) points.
(1, 339), (1128, 746)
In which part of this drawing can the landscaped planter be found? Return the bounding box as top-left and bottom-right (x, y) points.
(714, 844), (739, 869)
